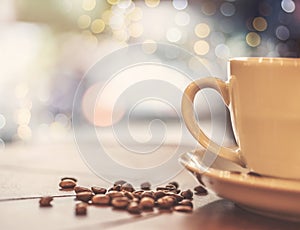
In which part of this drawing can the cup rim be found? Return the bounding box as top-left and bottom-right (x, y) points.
(229, 57), (300, 63)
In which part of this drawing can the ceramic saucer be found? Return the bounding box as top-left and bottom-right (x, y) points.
(179, 149), (300, 222)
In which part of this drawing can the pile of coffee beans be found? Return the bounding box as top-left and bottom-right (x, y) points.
(39, 177), (208, 216)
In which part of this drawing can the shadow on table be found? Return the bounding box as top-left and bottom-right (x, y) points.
(185, 199), (300, 230)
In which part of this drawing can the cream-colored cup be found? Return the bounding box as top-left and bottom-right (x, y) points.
(182, 57), (300, 179)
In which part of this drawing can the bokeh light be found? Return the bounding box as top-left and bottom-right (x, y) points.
(166, 27), (182, 42)
(82, 0), (96, 11)
(17, 125), (32, 140)
(220, 2), (236, 17)
(194, 23), (210, 38)
(172, 0), (188, 10)
(174, 11), (190, 26)
(201, 1), (217, 16)
(77, 14), (91, 29)
(215, 44), (230, 59)
(109, 13), (125, 30)
(117, 0), (132, 9)
(252, 17), (267, 32)
(194, 40), (210, 55)
(145, 0), (160, 8)
(276, 25), (290, 40)
(91, 19), (105, 34)
(246, 32), (261, 47)
(107, 0), (119, 5)
(128, 7), (143, 21)
(281, 0), (295, 13)
(128, 22), (143, 38)
(16, 108), (31, 125)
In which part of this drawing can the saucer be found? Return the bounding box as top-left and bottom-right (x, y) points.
(179, 149), (300, 222)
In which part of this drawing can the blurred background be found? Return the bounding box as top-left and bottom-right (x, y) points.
(0, 0), (300, 148)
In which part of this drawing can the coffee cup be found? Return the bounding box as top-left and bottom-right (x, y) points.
(182, 57), (300, 179)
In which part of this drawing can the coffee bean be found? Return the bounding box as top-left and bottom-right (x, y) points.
(61, 177), (77, 182)
(121, 183), (134, 192)
(114, 180), (127, 186)
(91, 186), (107, 194)
(111, 197), (129, 209)
(132, 198), (140, 203)
(59, 179), (76, 189)
(168, 181), (179, 189)
(76, 191), (93, 202)
(140, 182), (151, 190)
(75, 202), (87, 215)
(107, 191), (124, 199)
(132, 190), (143, 199)
(179, 199), (193, 208)
(157, 196), (176, 209)
(140, 197), (155, 209)
(74, 186), (92, 194)
(194, 185), (208, 196)
(165, 184), (176, 190)
(127, 201), (141, 214)
(92, 194), (110, 205)
(181, 189), (193, 199)
(39, 196), (53, 207)
(173, 205), (193, 213)
(154, 191), (166, 200)
(123, 191), (134, 200)
(166, 193), (183, 203)
(140, 191), (155, 199)
(108, 184), (122, 192)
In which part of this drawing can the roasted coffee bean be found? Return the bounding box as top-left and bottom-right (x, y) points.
(157, 196), (176, 209)
(108, 184), (122, 192)
(61, 177), (77, 182)
(173, 205), (193, 213)
(107, 191), (124, 199)
(75, 202), (87, 215)
(165, 184), (176, 190)
(76, 191), (93, 202)
(127, 201), (141, 214)
(92, 194), (110, 205)
(181, 189), (193, 199)
(39, 196), (53, 207)
(59, 179), (76, 189)
(154, 191), (166, 200)
(180, 199), (193, 208)
(140, 197), (155, 209)
(74, 186), (92, 194)
(156, 186), (168, 191)
(132, 190), (143, 199)
(140, 182), (151, 190)
(121, 183), (134, 192)
(168, 181), (179, 189)
(166, 193), (183, 203)
(194, 185), (208, 196)
(114, 180), (127, 186)
(111, 197), (129, 209)
(132, 198), (140, 203)
(123, 191), (134, 200)
(91, 186), (107, 194)
(140, 191), (155, 199)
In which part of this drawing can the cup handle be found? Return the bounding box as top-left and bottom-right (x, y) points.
(181, 77), (246, 167)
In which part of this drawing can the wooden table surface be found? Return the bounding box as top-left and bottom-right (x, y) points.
(1, 128), (300, 230)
